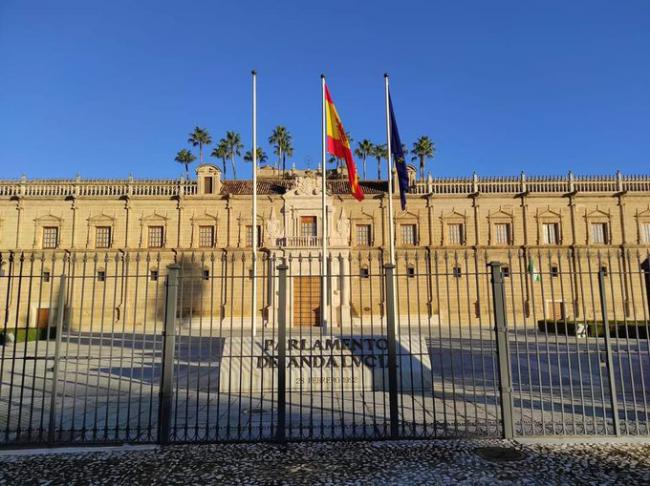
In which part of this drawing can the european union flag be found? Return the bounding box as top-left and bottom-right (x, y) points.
(389, 92), (409, 210)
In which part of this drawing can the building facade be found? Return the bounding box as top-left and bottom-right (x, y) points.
(1, 165), (650, 332)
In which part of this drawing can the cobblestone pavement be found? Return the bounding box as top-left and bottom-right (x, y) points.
(1, 439), (649, 485)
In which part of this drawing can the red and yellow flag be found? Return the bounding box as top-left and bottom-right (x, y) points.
(325, 84), (364, 201)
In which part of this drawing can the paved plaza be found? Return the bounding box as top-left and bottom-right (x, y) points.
(0, 326), (648, 444)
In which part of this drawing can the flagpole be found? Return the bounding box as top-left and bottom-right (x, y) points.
(321, 74), (328, 331)
(384, 74), (396, 266)
(252, 69), (258, 337)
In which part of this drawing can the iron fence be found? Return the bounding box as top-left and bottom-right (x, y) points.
(0, 248), (648, 446)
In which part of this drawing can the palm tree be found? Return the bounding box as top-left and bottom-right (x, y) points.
(211, 140), (228, 178)
(223, 131), (244, 179)
(243, 147), (268, 165)
(372, 143), (387, 179)
(411, 136), (436, 180)
(174, 149), (196, 176)
(268, 126), (293, 173)
(187, 127), (212, 164)
(354, 139), (374, 180)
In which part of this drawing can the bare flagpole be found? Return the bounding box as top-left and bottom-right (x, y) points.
(252, 70), (258, 337)
(384, 73), (396, 266)
(321, 74), (328, 331)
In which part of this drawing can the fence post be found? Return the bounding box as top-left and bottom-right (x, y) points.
(158, 264), (179, 445)
(597, 268), (621, 436)
(47, 271), (67, 445)
(489, 262), (514, 439)
(276, 263), (288, 442)
(383, 263), (400, 439)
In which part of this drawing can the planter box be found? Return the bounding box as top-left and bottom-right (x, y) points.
(538, 320), (649, 339)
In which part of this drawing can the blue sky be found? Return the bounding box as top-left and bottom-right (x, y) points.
(1, 0), (649, 180)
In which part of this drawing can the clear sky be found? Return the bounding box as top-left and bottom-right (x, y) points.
(1, 0), (649, 180)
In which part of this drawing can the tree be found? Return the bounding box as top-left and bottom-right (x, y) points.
(243, 147), (268, 165)
(411, 136), (436, 180)
(187, 127), (212, 164)
(354, 139), (374, 180)
(372, 143), (387, 179)
(211, 140), (228, 178)
(174, 149), (196, 176)
(268, 126), (293, 173)
(223, 131), (244, 179)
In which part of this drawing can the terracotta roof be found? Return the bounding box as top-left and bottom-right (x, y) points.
(222, 180), (290, 195)
(327, 180), (388, 195)
(222, 179), (389, 196)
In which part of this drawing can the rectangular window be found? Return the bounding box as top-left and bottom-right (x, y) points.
(95, 226), (111, 249)
(198, 225), (214, 248)
(300, 216), (317, 238)
(401, 224), (417, 246)
(204, 177), (213, 194)
(97, 271), (106, 282)
(42, 227), (59, 249)
(149, 270), (159, 282)
(148, 226), (164, 248)
(542, 223), (559, 245)
(453, 266), (462, 278)
(360, 267), (369, 278)
(494, 223), (511, 245)
(356, 224), (371, 247)
(642, 223), (650, 243)
(591, 223), (608, 244)
(246, 225), (262, 247)
(448, 223), (463, 245)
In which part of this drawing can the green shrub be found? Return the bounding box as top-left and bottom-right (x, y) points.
(0, 327), (56, 345)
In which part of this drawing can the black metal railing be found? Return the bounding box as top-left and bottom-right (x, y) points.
(0, 248), (648, 446)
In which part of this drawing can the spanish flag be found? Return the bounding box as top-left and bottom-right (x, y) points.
(325, 84), (364, 201)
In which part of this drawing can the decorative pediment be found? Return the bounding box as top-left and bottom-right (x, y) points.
(190, 210), (218, 224)
(396, 208), (418, 220)
(440, 209), (467, 221)
(87, 212), (115, 225)
(488, 207), (514, 219)
(34, 213), (63, 224)
(351, 208), (374, 221)
(585, 207), (610, 219)
(140, 211), (168, 223)
(536, 207), (562, 219)
(635, 206), (650, 218)
(291, 176), (321, 196)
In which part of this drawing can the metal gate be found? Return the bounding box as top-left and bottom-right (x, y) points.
(0, 249), (648, 446)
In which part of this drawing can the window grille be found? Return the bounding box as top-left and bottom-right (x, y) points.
(246, 225), (262, 247)
(95, 226), (111, 249)
(356, 224), (371, 247)
(198, 225), (214, 248)
(494, 223), (511, 245)
(641, 223), (650, 243)
(401, 224), (417, 246)
(42, 227), (58, 249)
(148, 226), (164, 248)
(542, 223), (559, 245)
(591, 223), (608, 244)
(448, 223), (463, 245)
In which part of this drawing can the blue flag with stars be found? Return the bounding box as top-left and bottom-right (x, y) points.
(389, 92), (409, 210)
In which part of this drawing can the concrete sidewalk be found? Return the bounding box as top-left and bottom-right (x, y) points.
(0, 439), (649, 485)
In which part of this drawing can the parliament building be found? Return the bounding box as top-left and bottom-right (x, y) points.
(1, 164), (649, 332)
